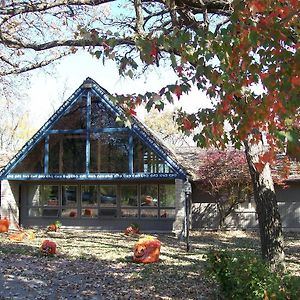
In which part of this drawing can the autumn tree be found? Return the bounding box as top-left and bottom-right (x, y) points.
(144, 109), (191, 147)
(195, 149), (252, 229)
(0, 0), (299, 270)
(0, 76), (35, 152)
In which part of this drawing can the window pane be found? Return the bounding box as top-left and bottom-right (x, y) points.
(159, 184), (175, 207)
(160, 209), (175, 219)
(29, 207), (60, 217)
(90, 132), (128, 173)
(133, 138), (174, 173)
(62, 208), (78, 218)
(62, 186), (77, 207)
(121, 209), (138, 218)
(90, 97), (123, 128)
(42, 208), (60, 217)
(44, 185), (59, 206)
(49, 134), (86, 173)
(100, 185), (117, 207)
(28, 208), (43, 217)
(28, 185), (59, 207)
(81, 208), (98, 218)
(141, 184), (158, 206)
(63, 135), (86, 173)
(81, 186), (97, 206)
(140, 209), (158, 218)
(48, 134), (60, 173)
(52, 97), (87, 130)
(120, 185), (138, 207)
(12, 140), (44, 173)
(28, 185), (43, 206)
(99, 209), (117, 217)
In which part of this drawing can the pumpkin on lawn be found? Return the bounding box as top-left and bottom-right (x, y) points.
(40, 239), (57, 256)
(9, 232), (26, 242)
(0, 218), (10, 233)
(125, 223), (140, 235)
(47, 220), (62, 232)
(133, 236), (161, 264)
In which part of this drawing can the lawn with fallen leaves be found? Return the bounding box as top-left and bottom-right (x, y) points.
(0, 229), (299, 300)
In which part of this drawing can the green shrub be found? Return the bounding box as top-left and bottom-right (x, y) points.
(206, 249), (300, 300)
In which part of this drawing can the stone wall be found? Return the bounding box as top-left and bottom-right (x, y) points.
(173, 179), (186, 238)
(0, 180), (19, 227)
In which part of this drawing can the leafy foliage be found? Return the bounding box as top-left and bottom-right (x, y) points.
(206, 249), (300, 300)
(144, 109), (191, 147)
(79, 0), (299, 163)
(196, 150), (252, 228)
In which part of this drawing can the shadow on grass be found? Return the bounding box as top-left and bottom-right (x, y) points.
(0, 248), (218, 300)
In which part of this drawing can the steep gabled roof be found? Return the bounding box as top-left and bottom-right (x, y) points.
(0, 77), (186, 180)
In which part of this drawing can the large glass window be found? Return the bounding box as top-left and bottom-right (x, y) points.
(90, 132), (128, 173)
(27, 183), (176, 220)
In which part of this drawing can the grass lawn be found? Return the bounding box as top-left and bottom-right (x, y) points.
(0, 229), (299, 299)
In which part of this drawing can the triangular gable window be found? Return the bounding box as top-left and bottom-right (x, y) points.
(52, 96), (87, 130)
(3, 79), (185, 180)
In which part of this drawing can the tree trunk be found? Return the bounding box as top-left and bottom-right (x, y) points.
(244, 141), (285, 271)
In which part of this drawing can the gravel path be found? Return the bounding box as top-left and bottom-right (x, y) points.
(0, 230), (299, 300)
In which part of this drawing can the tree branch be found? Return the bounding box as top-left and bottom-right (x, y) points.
(134, 0), (145, 34)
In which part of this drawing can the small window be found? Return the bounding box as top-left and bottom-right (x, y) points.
(141, 184), (158, 206)
(100, 185), (117, 207)
(159, 184), (175, 207)
(81, 186), (97, 206)
(62, 185), (77, 207)
(120, 185), (138, 207)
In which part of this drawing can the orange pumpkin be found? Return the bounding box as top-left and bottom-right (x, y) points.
(133, 236), (161, 264)
(83, 209), (91, 216)
(0, 218), (9, 232)
(9, 232), (26, 242)
(47, 224), (57, 232)
(125, 223), (140, 235)
(40, 240), (57, 256)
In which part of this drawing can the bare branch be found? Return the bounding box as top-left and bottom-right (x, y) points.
(134, 0), (145, 34)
